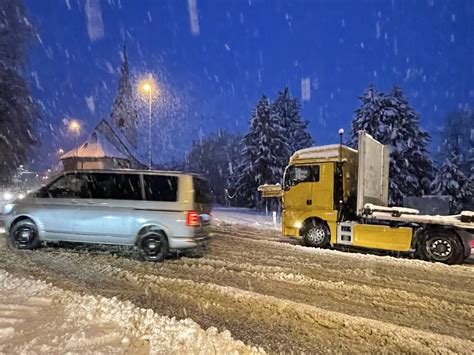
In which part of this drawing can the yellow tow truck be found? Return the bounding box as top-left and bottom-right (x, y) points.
(259, 131), (473, 264)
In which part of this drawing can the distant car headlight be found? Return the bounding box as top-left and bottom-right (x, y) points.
(3, 203), (14, 215)
(3, 192), (13, 200)
(18, 193), (25, 199)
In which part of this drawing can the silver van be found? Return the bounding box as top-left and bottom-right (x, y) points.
(3, 170), (212, 261)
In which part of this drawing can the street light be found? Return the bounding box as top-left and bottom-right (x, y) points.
(67, 119), (81, 169)
(139, 78), (156, 170)
(68, 120), (81, 134)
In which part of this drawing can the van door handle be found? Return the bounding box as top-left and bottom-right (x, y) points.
(306, 199), (312, 205)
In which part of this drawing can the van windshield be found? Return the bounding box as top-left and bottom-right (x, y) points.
(193, 177), (212, 204)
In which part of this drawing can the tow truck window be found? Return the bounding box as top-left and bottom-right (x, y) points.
(284, 165), (320, 189)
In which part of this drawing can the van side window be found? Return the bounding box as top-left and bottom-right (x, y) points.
(85, 173), (142, 200)
(39, 173), (87, 198)
(284, 165), (320, 188)
(143, 175), (178, 202)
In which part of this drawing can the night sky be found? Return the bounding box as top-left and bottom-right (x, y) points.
(25, 0), (473, 169)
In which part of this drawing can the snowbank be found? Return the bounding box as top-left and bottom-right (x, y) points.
(212, 207), (280, 230)
(0, 269), (264, 354)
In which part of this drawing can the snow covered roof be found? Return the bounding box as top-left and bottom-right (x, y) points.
(290, 144), (358, 163)
(61, 131), (128, 160)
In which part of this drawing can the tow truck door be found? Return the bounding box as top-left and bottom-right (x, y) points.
(283, 165), (316, 213)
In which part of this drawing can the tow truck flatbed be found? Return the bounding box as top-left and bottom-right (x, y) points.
(363, 204), (474, 230)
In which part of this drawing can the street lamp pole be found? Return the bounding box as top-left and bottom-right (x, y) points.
(140, 78), (155, 170)
(76, 138), (79, 169)
(148, 88), (152, 170)
(68, 120), (81, 170)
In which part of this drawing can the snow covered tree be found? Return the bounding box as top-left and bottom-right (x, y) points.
(350, 85), (433, 205)
(271, 87), (313, 168)
(350, 85), (385, 147)
(186, 130), (242, 204)
(436, 110), (473, 178)
(110, 46), (139, 148)
(0, 0), (37, 183)
(431, 110), (474, 212)
(431, 151), (472, 214)
(236, 95), (290, 208)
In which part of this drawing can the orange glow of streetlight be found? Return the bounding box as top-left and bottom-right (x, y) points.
(138, 77), (157, 97)
(68, 119), (81, 133)
(142, 82), (151, 92)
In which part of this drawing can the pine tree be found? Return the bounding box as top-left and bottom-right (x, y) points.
(349, 85), (386, 147)
(432, 110), (474, 212)
(437, 110), (473, 178)
(430, 151), (471, 214)
(186, 130), (242, 204)
(349, 85), (433, 205)
(110, 46), (139, 147)
(0, 0), (37, 184)
(389, 85), (433, 202)
(236, 96), (289, 207)
(272, 87), (313, 169)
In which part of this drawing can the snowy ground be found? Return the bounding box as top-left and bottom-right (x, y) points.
(0, 207), (473, 353)
(0, 270), (262, 354)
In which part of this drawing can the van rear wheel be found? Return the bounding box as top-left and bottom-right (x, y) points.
(138, 230), (169, 262)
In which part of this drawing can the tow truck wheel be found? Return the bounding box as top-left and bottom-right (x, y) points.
(420, 230), (464, 265)
(302, 220), (330, 248)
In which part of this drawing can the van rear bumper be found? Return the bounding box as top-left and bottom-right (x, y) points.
(169, 235), (209, 250)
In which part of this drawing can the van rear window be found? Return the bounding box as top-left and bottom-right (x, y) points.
(193, 177), (212, 204)
(143, 175), (178, 202)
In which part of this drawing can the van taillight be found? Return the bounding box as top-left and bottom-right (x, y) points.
(186, 211), (199, 226)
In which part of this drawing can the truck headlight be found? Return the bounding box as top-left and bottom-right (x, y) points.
(3, 204), (14, 215)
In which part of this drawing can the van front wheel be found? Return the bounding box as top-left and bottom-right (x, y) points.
(138, 231), (169, 262)
(9, 219), (40, 250)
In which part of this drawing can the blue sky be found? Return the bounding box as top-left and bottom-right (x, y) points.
(25, 0), (473, 168)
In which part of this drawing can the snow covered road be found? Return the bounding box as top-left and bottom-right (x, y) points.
(0, 269), (262, 353)
(0, 219), (473, 353)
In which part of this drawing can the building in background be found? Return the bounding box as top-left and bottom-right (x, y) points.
(60, 47), (145, 171)
(60, 119), (145, 170)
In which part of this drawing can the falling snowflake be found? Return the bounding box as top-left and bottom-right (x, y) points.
(84, 0), (104, 42)
(188, 0), (200, 36)
(301, 77), (311, 102)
